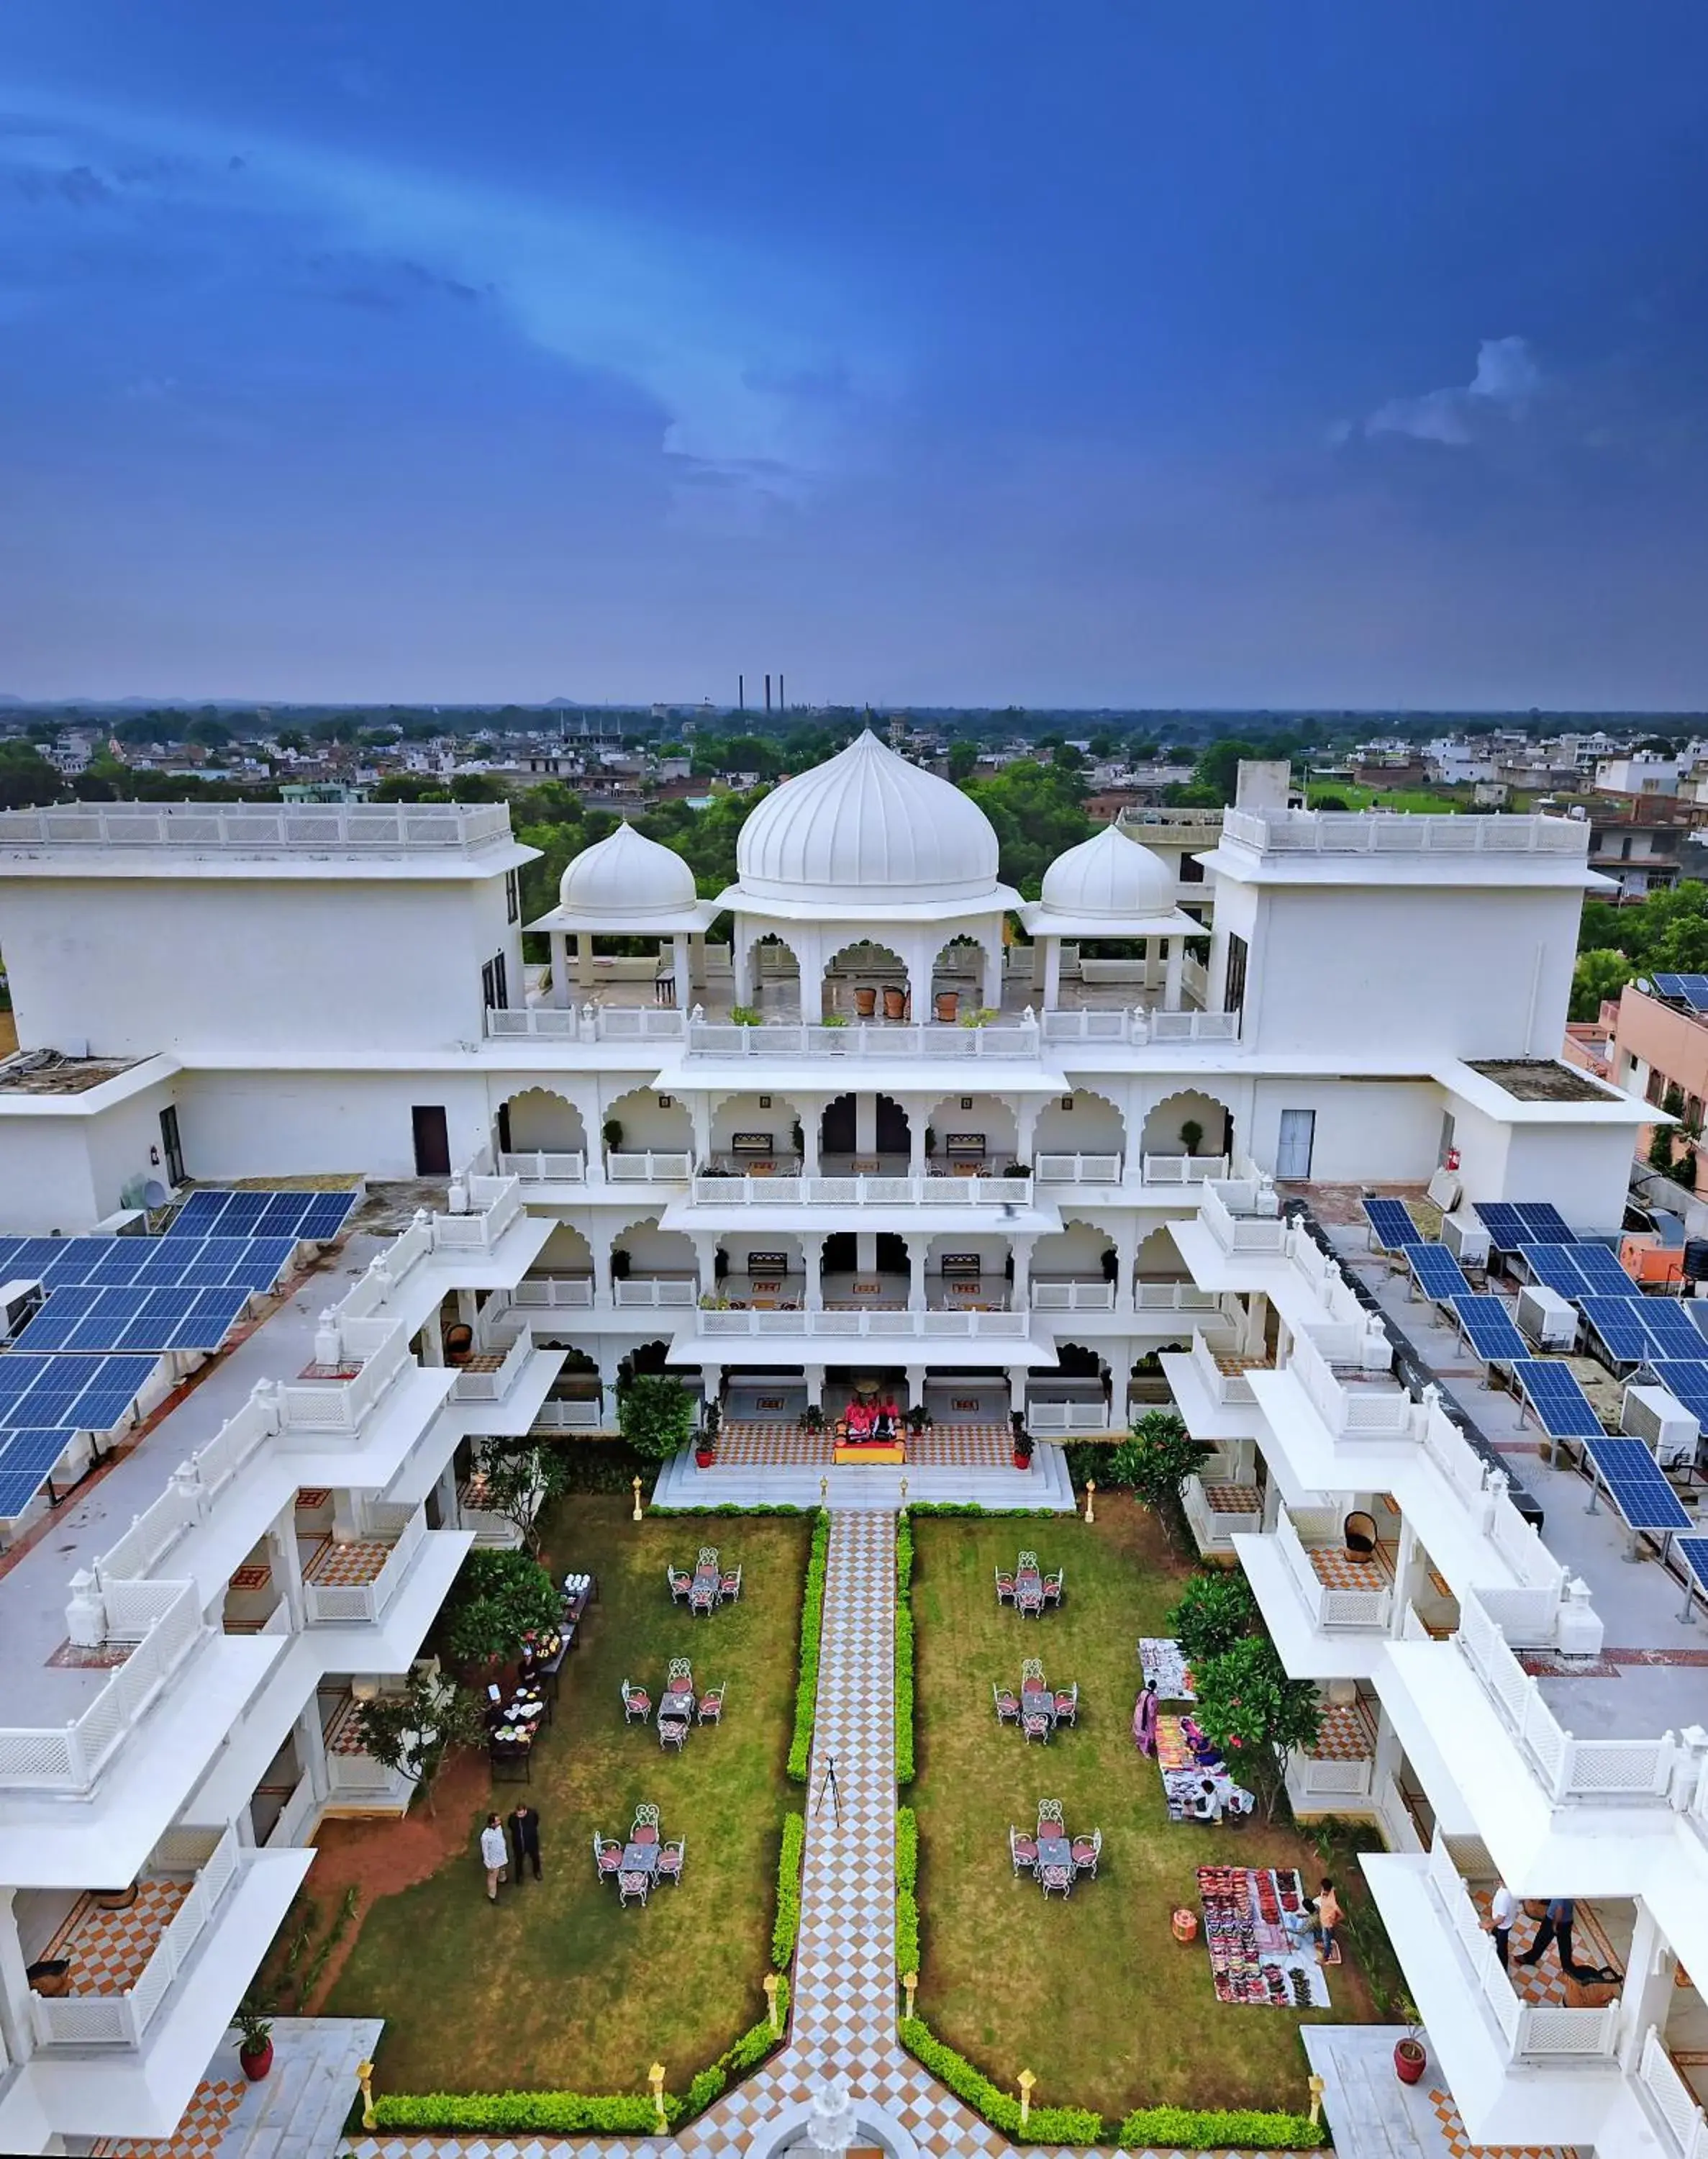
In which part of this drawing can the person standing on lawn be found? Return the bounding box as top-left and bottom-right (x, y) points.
(1314, 1878), (1343, 1964)
(1132, 1681), (1159, 1757)
(479, 1812), (509, 1902)
(508, 1802), (542, 1881)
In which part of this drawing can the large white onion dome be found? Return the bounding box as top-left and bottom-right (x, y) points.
(1039, 824), (1177, 918)
(735, 730), (1001, 904)
(558, 820), (696, 916)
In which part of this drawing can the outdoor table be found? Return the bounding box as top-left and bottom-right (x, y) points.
(1015, 1567), (1045, 1614)
(1035, 1832), (1071, 1872)
(530, 1634), (570, 1696)
(658, 1684), (695, 1724)
(1019, 1684), (1056, 1726)
(690, 1562), (721, 1613)
(622, 1842), (660, 1875)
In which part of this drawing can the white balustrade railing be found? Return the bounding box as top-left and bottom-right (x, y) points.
(431, 1174), (522, 1250)
(1424, 1837), (1618, 2060)
(1641, 2025), (1708, 2159)
(453, 1330), (534, 1403)
(304, 1508), (428, 1626)
(1142, 1152), (1230, 1184)
(1190, 1329), (1259, 1406)
(686, 1018), (1040, 1059)
(1458, 1590), (1679, 1803)
(1275, 1511), (1392, 1631)
(1201, 1180), (1287, 1254)
(607, 1151), (693, 1182)
(698, 1308), (1029, 1340)
(500, 1149), (586, 1182)
(532, 1398), (605, 1432)
(514, 1275), (595, 1309)
(1040, 1007), (1238, 1045)
(1135, 1279), (1223, 1312)
(1225, 807), (1589, 857)
(30, 1821), (242, 2049)
(1289, 1325), (1411, 1438)
(689, 1172), (1032, 1205)
(0, 800), (511, 851)
(1036, 1154), (1123, 1184)
(1289, 1749), (1376, 1800)
(1026, 1400), (1113, 1434)
(614, 1277), (697, 1308)
(327, 1747), (409, 1797)
(273, 1320), (409, 1432)
(486, 1004), (686, 1041)
(1030, 1279), (1116, 1311)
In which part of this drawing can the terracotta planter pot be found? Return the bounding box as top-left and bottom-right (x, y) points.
(94, 1883), (139, 1910)
(854, 987), (876, 1018)
(694, 1449), (716, 1470)
(935, 991), (958, 1023)
(240, 2039), (274, 2082)
(882, 987), (907, 1020)
(1394, 2038), (1426, 2086)
(1013, 1450), (1032, 1471)
(1171, 1907), (1199, 1945)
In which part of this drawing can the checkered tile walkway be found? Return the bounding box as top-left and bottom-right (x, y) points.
(92, 2075), (245, 2158)
(304, 1536), (391, 1588)
(1307, 1700), (1377, 1762)
(716, 1421), (1014, 1470)
(1466, 1889), (1621, 2007)
(346, 1511), (1303, 2159)
(1427, 2086), (1566, 2159)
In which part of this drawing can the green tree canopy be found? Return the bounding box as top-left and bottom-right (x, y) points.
(1570, 948), (1634, 1022)
(1191, 1634), (1323, 1819)
(959, 758), (1093, 897)
(1579, 883), (1708, 975)
(0, 743), (65, 810)
(618, 1373), (696, 1460)
(441, 1549), (560, 1668)
(1166, 1568), (1258, 1667)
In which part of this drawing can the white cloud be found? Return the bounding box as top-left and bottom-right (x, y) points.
(1363, 335), (1540, 447)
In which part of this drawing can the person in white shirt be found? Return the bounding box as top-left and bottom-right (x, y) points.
(479, 1812), (509, 1902)
(1487, 1881), (1519, 1970)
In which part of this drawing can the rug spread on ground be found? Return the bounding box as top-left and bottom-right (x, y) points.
(1198, 1865), (1330, 2008)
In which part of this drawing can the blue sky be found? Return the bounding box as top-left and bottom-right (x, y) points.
(2, 1), (1707, 707)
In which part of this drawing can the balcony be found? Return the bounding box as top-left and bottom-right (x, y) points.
(1140, 1152), (1229, 1185)
(1640, 2027), (1708, 2159)
(532, 1398), (605, 1434)
(695, 1307), (1031, 1341)
(1040, 1007), (1239, 1045)
(1273, 1509), (1394, 1631)
(687, 1172), (1032, 1207)
(1184, 1467), (1263, 1549)
(607, 1149), (693, 1182)
(514, 1275), (595, 1311)
(1223, 806), (1589, 856)
(0, 799), (513, 853)
(1286, 1698), (1378, 1810)
(321, 1693), (417, 1810)
(1201, 1179), (1288, 1256)
(486, 1004), (686, 1042)
(1030, 1278), (1116, 1312)
(29, 1824), (244, 2050)
(1190, 1330), (1271, 1408)
(500, 1148), (586, 1182)
(301, 1506), (429, 1626)
(450, 1331), (535, 1403)
(614, 1275), (698, 1308)
(686, 1017), (1041, 1059)
(1288, 1323), (1412, 1439)
(1036, 1153), (1123, 1185)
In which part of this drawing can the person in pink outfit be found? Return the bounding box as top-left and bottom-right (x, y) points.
(1132, 1681), (1159, 1756)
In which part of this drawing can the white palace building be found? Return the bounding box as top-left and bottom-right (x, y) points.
(0, 730), (1706, 2155)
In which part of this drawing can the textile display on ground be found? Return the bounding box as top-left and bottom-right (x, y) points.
(1155, 1714), (1253, 1823)
(1197, 1866), (1330, 2009)
(1138, 1635), (1195, 1700)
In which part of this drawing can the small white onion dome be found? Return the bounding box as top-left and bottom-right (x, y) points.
(735, 730), (1000, 903)
(558, 820), (696, 915)
(1039, 824), (1177, 918)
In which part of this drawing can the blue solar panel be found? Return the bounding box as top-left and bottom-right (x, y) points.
(1639, 1302), (1708, 1359)
(1573, 1246), (1644, 1296)
(164, 1189), (356, 1243)
(1584, 1436), (1692, 1532)
(1525, 1246), (1591, 1298)
(32, 1234), (294, 1294)
(1404, 1244), (1472, 1300)
(1364, 1198), (1419, 1250)
(1648, 1362), (1708, 1421)
(1453, 1295), (1528, 1362)
(0, 1352), (155, 1430)
(0, 1429), (73, 1517)
(1509, 1359), (1604, 1438)
(1475, 1203), (1527, 1251)
(1517, 1204), (1577, 1244)
(10, 1284), (248, 1355)
(1675, 1534), (1708, 1604)
(1656, 974), (1708, 1010)
(1581, 1298), (1655, 1362)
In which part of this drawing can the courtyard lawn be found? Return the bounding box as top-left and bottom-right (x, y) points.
(323, 1497), (810, 2096)
(909, 1499), (1387, 2121)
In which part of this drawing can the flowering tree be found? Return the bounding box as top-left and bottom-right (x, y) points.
(1166, 1568), (1258, 1667)
(1191, 1635), (1323, 1820)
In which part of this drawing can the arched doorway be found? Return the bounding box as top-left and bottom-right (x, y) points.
(819, 1092), (912, 1168)
(930, 932), (994, 1022)
(496, 1086), (588, 1169)
(822, 940), (909, 1023)
(1140, 1089), (1233, 1169)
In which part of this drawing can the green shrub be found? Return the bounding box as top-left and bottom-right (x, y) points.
(773, 1812), (805, 1967)
(894, 1522), (916, 1786)
(896, 1806), (919, 1975)
(617, 1373), (696, 1461)
(899, 2019), (1102, 2144)
(1118, 2105), (1325, 2149)
(786, 1512), (830, 1781)
(373, 2093), (675, 2133)
(442, 1548), (560, 1667)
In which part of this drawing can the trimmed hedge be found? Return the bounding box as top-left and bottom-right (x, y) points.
(894, 1515), (916, 1786)
(786, 1511), (830, 1782)
(650, 1502), (803, 1516)
(904, 1501), (1063, 1518)
(772, 1811), (805, 1968)
(895, 1806), (919, 1975)
(899, 2018), (1104, 2145)
(1117, 2104), (1325, 2150)
(375, 1978), (793, 2134)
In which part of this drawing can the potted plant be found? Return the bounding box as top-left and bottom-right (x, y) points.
(602, 1116), (624, 1152)
(1179, 1118), (1204, 1157)
(924, 1126), (937, 1159)
(1012, 1429), (1035, 1471)
(730, 1005), (763, 1026)
(801, 1403), (826, 1431)
(821, 1012), (849, 1030)
(1001, 1161), (1031, 1180)
(935, 990), (959, 1023)
(1393, 2001), (1426, 2086)
(237, 1999), (274, 2081)
(694, 1431), (717, 1469)
(882, 985), (907, 1020)
(904, 1403), (932, 1434)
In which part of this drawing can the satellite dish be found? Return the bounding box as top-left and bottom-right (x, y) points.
(142, 1180), (168, 1210)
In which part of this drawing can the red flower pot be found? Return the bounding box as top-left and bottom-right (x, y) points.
(240, 2038), (273, 2082)
(1012, 1449), (1031, 1470)
(695, 1448), (715, 1470)
(1394, 2037), (1426, 2086)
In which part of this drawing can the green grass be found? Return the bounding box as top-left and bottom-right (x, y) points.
(324, 1497), (810, 2094)
(1302, 781), (1464, 815)
(909, 1500), (1385, 2119)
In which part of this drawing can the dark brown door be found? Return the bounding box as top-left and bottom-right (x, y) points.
(412, 1105), (451, 1176)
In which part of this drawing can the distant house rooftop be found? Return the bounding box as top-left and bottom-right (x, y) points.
(1463, 1056), (1614, 1104)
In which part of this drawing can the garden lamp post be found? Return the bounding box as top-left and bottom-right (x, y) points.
(1084, 1478), (1096, 1524)
(1017, 2070), (1035, 2129)
(632, 1475), (644, 1523)
(1308, 2073), (1325, 2127)
(763, 1971), (780, 2032)
(903, 1969), (918, 2019)
(356, 2058), (376, 2130)
(648, 2062), (667, 2132)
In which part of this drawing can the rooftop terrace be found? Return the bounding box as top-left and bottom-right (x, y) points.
(0, 800), (515, 856)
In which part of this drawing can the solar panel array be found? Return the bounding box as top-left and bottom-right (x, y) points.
(1648, 1362), (1708, 1423)
(1509, 1358), (1604, 1438)
(1581, 1296), (1708, 1364)
(0, 1429), (73, 1517)
(1451, 1295), (1528, 1363)
(0, 1352), (156, 1431)
(1584, 1436), (1692, 1533)
(1363, 1198), (1419, 1251)
(12, 1285), (251, 1355)
(165, 1189), (356, 1241)
(1476, 1202), (1578, 1251)
(1653, 974), (1708, 1011)
(1674, 1534), (1708, 1606)
(0, 1234), (298, 1294)
(1522, 1244), (1643, 1300)
(1402, 1244), (1472, 1302)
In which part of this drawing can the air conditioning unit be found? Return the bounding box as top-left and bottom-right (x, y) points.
(1517, 1285), (1578, 1350)
(1441, 1212), (1491, 1268)
(1622, 1383), (1699, 1470)
(0, 1278), (44, 1344)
